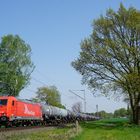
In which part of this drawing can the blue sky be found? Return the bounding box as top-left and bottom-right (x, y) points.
(0, 0), (139, 113)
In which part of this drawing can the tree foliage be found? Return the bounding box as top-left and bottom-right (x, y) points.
(32, 86), (65, 109)
(114, 108), (128, 118)
(72, 4), (140, 124)
(95, 110), (113, 119)
(0, 35), (34, 96)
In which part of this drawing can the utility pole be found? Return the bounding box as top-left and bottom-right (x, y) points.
(96, 104), (98, 117)
(83, 90), (86, 113)
(69, 89), (86, 113)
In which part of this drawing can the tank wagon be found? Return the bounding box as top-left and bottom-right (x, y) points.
(41, 104), (68, 124)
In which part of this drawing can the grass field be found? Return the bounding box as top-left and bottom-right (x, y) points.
(71, 118), (140, 140)
(2, 119), (140, 140)
(0, 124), (81, 140)
(0, 127), (70, 140)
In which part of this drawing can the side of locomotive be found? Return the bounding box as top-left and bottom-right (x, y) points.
(0, 96), (43, 126)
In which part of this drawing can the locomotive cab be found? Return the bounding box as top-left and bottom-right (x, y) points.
(0, 96), (16, 124)
(0, 96), (43, 126)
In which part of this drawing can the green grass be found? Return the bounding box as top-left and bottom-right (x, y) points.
(0, 127), (70, 140)
(2, 118), (140, 140)
(0, 124), (81, 140)
(71, 118), (140, 140)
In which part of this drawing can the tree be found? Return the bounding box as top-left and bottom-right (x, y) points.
(32, 86), (65, 108)
(72, 4), (140, 124)
(72, 102), (82, 113)
(0, 35), (34, 96)
(114, 108), (127, 118)
(96, 110), (113, 119)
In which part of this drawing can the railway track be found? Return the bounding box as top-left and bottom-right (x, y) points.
(0, 123), (74, 133)
(0, 125), (53, 132)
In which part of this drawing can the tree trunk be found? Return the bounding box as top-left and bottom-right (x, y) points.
(129, 92), (140, 125)
(131, 106), (139, 125)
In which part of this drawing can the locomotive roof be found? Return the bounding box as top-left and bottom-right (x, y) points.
(0, 96), (39, 104)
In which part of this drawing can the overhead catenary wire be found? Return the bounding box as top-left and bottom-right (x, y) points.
(31, 76), (47, 86)
(25, 88), (37, 93)
(35, 69), (52, 81)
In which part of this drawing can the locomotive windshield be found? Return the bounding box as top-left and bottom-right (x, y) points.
(0, 99), (7, 105)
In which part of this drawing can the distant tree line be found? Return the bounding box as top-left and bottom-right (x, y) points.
(92, 108), (129, 119)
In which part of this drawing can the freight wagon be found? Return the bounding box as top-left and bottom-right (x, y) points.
(41, 104), (68, 124)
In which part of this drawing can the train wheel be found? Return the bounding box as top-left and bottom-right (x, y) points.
(5, 122), (12, 128)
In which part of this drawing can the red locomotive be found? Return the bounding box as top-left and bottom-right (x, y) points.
(0, 96), (42, 126)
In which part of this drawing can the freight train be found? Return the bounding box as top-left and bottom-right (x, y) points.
(0, 96), (95, 127)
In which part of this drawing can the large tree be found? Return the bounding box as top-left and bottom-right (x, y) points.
(32, 86), (65, 108)
(0, 35), (34, 96)
(72, 4), (140, 124)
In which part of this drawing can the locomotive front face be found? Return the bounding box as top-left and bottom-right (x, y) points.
(0, 96), (17, 123)
(0, 97), (8, 122)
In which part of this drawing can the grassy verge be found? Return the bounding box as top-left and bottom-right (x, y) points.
(0, 124), (82, 140)
(71, 118), (140, 140)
